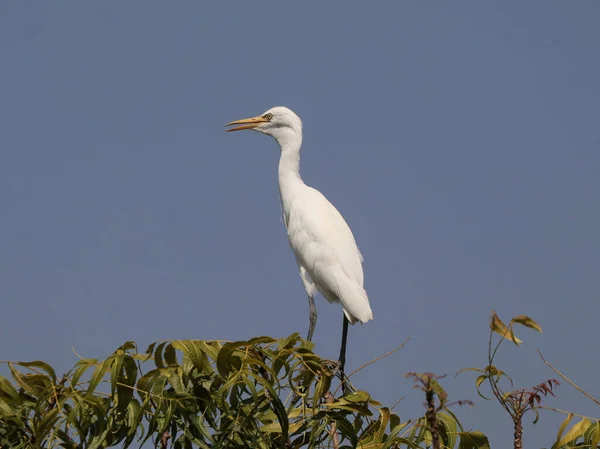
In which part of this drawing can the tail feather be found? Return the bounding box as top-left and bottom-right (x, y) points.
(309, 262), (373, 324)
(337, 275), (373, 324)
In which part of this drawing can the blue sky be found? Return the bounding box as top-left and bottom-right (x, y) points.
(1, 2), (599, 447)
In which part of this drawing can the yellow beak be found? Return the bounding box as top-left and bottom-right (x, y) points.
(225, 115), (269, 132)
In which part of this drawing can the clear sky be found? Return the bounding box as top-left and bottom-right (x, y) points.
(1, 2), (599, 447)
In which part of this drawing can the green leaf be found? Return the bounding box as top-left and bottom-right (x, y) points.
(167, 370), (187, 395)
(126, 399), (142, 436)
(87, 358), (112, 395)
(278, 333), (301, 350)
(589, 421), (600, 449)
(260, 420), (303, 434)
(0, 376), (22, 403)
(582, 421), (600, 448)
(512, 315), (542, 333)
(490, 311), (522, 345)
(456, 367), (484, 376)
(7, 363), (39, 396)
(154, 342), (167, 369)
(438, 412), (458, 449)
(188, 413), (216, 444)
(252, 374), (289, 442)
(144, 342), (156, 355)
(247, 336), (277, 346)
(375, 407), (390, 442)
(33, 408), (61, 443)
(164, 344), (178, 367)
(474, 375), (491, 400)
(343, 390), (371, 403)
(16, 361), (57, 383)
(458, 431), (490, 449)
(216, 341), (245, 379)
(312, 375), (331, 411)
(485, 365), (513, 386)
(115, 355), (137, 410)
(384, 422), (412, 448)
(117, 341), (137, 352)
(387, 436), (420, 449)
(70, 358), (97, 387)
(325, 401), (372, 416)
(87, 413), (109, 449)
(556, 418), (591, 448)
(196, 340), (220, 360)
(172, 340), (213, 375)
(337, 416), (359, 447)
(555, 413), (574, 446)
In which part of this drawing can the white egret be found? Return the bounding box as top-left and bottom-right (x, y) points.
(225, 107), (373, 383)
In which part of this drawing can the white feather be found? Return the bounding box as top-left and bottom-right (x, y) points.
(285, 186), (372, 323)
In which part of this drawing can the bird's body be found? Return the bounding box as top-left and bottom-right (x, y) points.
(281, 181), (372, 324)
(226, 106), (372, 389)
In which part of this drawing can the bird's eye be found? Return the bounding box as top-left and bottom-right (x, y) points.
(263, 113), (273, 120)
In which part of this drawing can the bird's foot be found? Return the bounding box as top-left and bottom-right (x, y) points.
(334, 360), (354, 396)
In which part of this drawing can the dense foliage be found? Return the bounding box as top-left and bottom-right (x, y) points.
(0, 313), (598, 448)
(0, 334), (487, 449)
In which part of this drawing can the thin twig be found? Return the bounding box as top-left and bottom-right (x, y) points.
(334, 338), (410, 395)
(538, 349), (600, 406)
(71, 346), (85, 360)
(325, 392), (340, 449)
(348, 338), (410, 380)
(538, 405), (600, 421)
(390, 396), (405, 411)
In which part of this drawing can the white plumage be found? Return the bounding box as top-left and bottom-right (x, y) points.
(285, 185), (372, 324)
(226, 106), (372, 384)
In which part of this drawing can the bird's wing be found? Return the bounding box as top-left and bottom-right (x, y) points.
(287, 186), (364, 287)
(286, 186), (372, 323)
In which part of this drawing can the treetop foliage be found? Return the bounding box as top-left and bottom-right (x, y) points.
(1, 333), (486, 449)
(1, 312), (598, 449)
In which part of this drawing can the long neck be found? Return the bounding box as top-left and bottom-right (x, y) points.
(275, 128), (304, 217)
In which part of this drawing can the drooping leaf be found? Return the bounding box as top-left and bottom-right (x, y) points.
(87, 358), (113, 395)
(70, 358), (98, 388)
(512, 315), (542, 333)
(438, 412), (458, 449)
(456, 367), (484, 376)
(154, 342), (167, 369)
(33, 408), (61, 443)
(490, 311), (522, 345)
(588, 421), (600, 449)
(164, 344), (178, 367)
(252, 374), (289, 442)
(16, 361), (57, 383)
(260, 420), (304, 434)
(458, 430), (491, 449)
(115, 355), (137, 411)
(172, 340), (213, 375)
(216, 341), (245, 379)
(117, 341), (137, 352)
(0, 376), (22, 403)
(556, 417), (591, 448)
(278, 333), (301, 350)
(555, 413), (574, 446)
(375, 407), (390, 442)
(247, 336), (277, 346)
(125, 398), (142, 436)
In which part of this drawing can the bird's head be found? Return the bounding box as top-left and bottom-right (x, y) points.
(225, 106), (303, 143)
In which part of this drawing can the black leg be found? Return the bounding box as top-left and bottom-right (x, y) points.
(338, 314), (350, 394)
(307, 294), (318, 341)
